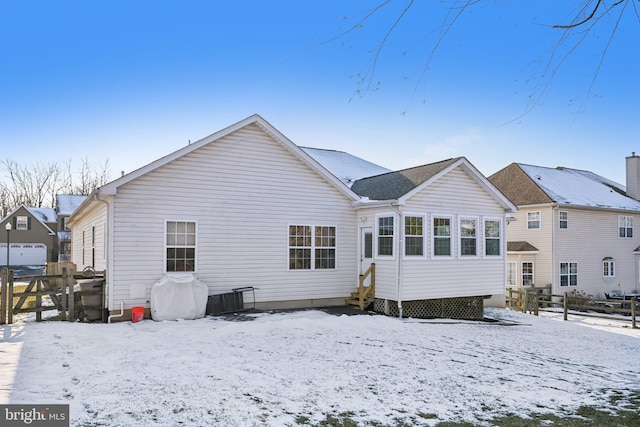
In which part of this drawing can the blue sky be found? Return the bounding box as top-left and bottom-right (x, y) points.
(1, 1), (638, 185)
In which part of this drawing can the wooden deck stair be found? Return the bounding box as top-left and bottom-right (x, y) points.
(346, 263), (375, 311)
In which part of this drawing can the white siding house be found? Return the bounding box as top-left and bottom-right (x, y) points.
(69, 115), (516, 320)
(351, 158), (516, 318)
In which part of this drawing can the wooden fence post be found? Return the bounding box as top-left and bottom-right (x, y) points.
(632, 299), (637, 329)
(563, 292), (568, 321)
(522, 290), (527, 314)
(69, 271), (75, 322)
(0, 267), (6, 325)
(61, 268), (68, 321)
(35, 278), (42, 322)
(7, 270), (13, 324)
(533, 290), (539, 316)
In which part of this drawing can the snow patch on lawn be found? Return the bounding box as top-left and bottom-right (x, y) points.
(1, 308), (639, 426)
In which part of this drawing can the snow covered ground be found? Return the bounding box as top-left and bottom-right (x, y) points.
(1, 308), (639, 426)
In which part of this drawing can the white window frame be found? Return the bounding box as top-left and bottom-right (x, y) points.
(288, 224), (337, 270)
(603, 258), (615, 278)
(314, 225), (337, 270)
(459, 216), (479, 258)
(165, 220), (198, 273)
(404, 214), (425, 258)
(527, 211), (541, 230)
(507, 261), (517, 287)
(16, 216), (28, 230)
(432, 214), (453, 259)
(484, 217), (502, 258)
(376, 215), (395, 259)
(619, 215), (633, 238)
(522, 261), (534, 287)
(560, 262), (578, 287)
(559, 211), (568, 229)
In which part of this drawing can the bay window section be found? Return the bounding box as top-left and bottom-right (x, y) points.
(433, 216), (452, 257)
(484, 219), (501, 256)
(405, 215), (424, 256)
(378, 216), (394, 256)
(459, 217), (478, 256)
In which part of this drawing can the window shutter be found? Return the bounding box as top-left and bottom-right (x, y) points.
(27, 217), (31, 230)
(12, 217), (16, 229)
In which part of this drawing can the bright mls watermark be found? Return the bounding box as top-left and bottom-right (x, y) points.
(1, 405), (69, 426)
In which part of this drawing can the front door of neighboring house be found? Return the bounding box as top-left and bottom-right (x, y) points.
(360, 226), (373, 286)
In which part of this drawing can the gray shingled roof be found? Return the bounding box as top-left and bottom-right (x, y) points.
(351, 157), (461, 200)
(507, 241), (539, 252)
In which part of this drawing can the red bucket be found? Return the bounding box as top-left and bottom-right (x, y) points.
(131, 306), (144, 323)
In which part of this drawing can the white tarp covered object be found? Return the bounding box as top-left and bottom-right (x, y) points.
(150, 273), (208, 321)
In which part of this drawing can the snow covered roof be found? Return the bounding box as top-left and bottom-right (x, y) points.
(518, 164), (640, 211)
(490, 163), (640, 212)
(27, 207), (56, 223)
(56, 194), (88, 215)
(301, 147), (391, 187)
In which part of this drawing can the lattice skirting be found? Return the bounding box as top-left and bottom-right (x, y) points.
(373, 296), (484, 320)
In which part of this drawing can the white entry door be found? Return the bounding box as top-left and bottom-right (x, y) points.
(360, 227), (373, 284)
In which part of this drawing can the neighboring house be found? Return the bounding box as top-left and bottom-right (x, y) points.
(68, 114), (516, 320)
(0, 205), (56, 266)
(489, 154), (640, 298)
(0, 195), (89, 266)
(55, 194), (88, 262)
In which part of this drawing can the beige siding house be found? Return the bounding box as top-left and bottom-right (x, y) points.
(69, 115), (515, 320)
(490, 155), (640, 298)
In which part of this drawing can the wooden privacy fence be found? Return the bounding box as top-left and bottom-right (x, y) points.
(0, 266), (106, 325)
(507, 287), (638, 329)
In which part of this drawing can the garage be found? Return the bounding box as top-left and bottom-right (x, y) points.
(0, 243), (47, 266)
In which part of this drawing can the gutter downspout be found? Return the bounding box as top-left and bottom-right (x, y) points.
(107, 301), (124, 323)
(388, 204), (403, 318)
(552, 205), (557, 296)
(93, 193), (111, 313)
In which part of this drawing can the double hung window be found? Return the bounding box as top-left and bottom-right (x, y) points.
(433, 216), (452, 257)
(289, 225), (336, 270)
(560, 262), (578, 286)
(166, 221), (196, 272)
(404, 216), (424, 256)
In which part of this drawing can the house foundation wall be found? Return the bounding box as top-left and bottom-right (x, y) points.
(374, 297), (485, 320)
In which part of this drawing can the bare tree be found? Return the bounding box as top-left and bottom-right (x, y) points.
(58, 157), (112, 196)
(1, 160), (62, 209)
(0, 158), (111, 213)
(331, 0), (638, 112)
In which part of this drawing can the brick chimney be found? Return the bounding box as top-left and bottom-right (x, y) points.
(626, 152), (640, 200)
